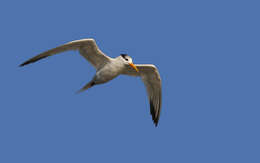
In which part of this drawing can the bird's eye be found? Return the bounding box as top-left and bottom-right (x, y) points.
(125, 58), (128, 61)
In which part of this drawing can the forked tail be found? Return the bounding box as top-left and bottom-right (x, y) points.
(76, 81), (95, 93)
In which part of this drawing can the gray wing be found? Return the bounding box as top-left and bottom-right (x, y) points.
(122, 64), (162, 126)
(20, 38), (111, 69)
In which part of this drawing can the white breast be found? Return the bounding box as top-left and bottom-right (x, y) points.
(95, 59), (124, 84)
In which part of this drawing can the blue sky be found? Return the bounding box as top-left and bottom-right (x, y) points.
(1, 0), (259, 162)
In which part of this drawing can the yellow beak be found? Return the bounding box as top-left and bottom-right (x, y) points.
(129, 63), (139, 72)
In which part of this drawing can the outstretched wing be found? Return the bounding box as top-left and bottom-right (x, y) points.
(122, 64), (162, 126)
(20, 38), (111, 70)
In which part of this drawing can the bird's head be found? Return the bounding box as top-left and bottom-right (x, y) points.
(120, 54), (139, 72)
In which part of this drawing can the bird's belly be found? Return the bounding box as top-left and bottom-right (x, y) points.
(95, 68), (119, 84)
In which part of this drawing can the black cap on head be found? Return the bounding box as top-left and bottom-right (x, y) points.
(120, 54), (128, 59)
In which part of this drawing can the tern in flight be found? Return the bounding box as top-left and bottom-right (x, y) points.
(20, 39), (162, 126)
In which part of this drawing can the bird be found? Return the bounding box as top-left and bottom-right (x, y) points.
(20, 38), (162, 126)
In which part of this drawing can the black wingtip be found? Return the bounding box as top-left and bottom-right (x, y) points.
(154, 118), (159, 127)
(19, 55), (49, 67)
(19, 62), (26, 67)
(150, 100), (159, 127)
(19, 60), (33, 67)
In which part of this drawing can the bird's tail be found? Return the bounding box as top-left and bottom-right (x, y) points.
(76, 81), (95, 94)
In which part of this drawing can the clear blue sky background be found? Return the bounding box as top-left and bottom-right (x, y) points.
(0, 0), (259, 162)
